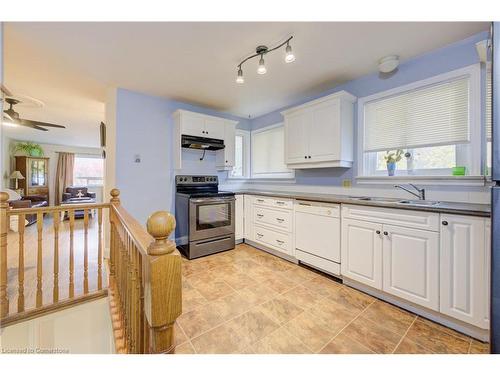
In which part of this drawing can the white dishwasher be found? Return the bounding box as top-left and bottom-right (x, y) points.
(294, 200), (341, 276)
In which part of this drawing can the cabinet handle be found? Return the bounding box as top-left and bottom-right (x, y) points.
(376, 230), (381, 234)
(308, 156), (311, 159)
(304, 156), (307, 159)
(276, 201), (285, 205)
(256, 233), (263, 237)
(257, 214), (264, 218)
(442, 221), (448, 226)
(257, 199), (264, 203)
(276, 239), (284, 244)
(276, 218), (284, 222)
(383, 231), (388, 235)
(299, 202), (311, 206)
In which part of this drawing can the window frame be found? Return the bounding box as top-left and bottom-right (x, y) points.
(250, 123), (295, 180)
(357, 63), (482, 184)
(73, 153), (105, 187)
(227, 129), (251, 180)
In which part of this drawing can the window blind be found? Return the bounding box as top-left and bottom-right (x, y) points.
(486, 65), (492, 141)
(363, 77), (470, 152)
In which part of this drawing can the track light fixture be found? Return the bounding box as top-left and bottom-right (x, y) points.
(236, 36), (295, 84)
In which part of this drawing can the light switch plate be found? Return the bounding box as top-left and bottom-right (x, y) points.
(342, 179), (352, 188)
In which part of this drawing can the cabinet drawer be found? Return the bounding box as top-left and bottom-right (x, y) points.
(342, 204), (439, 232)
(253, 196), (293, 210)
(253, 224), (292, 254)
(295, 200), (340, 217)
(254, 207), (292, 232)
(296, 249), (341, 276)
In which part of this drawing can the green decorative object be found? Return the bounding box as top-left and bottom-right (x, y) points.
(452, 166), (466, 176)
(12, 142), (44, 157)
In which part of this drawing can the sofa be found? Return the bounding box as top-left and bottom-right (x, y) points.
(9, 194), (49, 225)
(62, 186), (97, 202)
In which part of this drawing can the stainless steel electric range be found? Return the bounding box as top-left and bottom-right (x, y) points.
(175, 175), (235, 259)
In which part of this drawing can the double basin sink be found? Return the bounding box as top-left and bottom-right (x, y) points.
(351, 196), (441, 207)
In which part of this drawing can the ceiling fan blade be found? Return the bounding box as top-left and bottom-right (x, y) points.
(3, 113), (14, 122)
(20, 119), (66, 128)
(19, 122), (49, 131)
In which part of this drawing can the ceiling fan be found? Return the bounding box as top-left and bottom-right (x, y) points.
(3, 98), (66, 131)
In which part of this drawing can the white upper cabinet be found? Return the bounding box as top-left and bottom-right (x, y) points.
(282, 91), (356, 169)
(216, 121), (236, 170)
(440, 214), (489, 328)
(173, 109), (237, 170)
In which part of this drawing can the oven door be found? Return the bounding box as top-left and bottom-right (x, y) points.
(189, 196), (235, 241)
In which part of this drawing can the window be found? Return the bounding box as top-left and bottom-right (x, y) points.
(251, 124), (294, 179)
(73, 155), (104, 186)
(228, 129), (250, 179)
(358, 64), (481, 180)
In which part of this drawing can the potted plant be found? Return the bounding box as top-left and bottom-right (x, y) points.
(12, 142), (44, 157)
(384, 149), (403, 176)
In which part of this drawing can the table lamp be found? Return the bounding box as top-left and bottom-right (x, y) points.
(9, 170), (25, 189)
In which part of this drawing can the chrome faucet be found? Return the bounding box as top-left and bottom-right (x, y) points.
(394, 184), (426, 200)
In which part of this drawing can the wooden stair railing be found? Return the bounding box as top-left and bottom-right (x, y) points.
(0, 189), (182, 354)
(0, 192), (109, 326)
(107, 189), (181, 354)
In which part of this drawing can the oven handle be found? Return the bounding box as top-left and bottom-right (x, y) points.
(190, 197), (235, 204)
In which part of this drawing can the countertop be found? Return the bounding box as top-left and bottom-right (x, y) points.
(231, 189), (491, 217)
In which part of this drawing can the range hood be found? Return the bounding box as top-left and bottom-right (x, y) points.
(181, 134), (225, 150)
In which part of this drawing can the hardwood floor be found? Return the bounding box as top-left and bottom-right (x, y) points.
(176, 244), (490, 354)
(5, 214), (106, 315)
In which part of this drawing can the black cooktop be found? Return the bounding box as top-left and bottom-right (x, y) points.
(177, 191), (235, 198)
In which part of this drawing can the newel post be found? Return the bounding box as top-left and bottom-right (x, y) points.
(144, 211), (181, 354)
(0, 192), (10, 318)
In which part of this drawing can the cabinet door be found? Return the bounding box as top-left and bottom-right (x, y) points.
(383, 225), (439, 311)
(341, 218), (383, 289)
(235, 195), (244, 241)
(243, 195), (254, 241)
(309, 100), (340, 162)
(484, 220), (491, 326)
(223, 122), (235, 167)
(181, 112), (205, 137)
(204, 117), (225, 140)
(440, 214), (487, 327)
(285, 111), (309, 164)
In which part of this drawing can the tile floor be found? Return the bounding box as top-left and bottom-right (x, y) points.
(174, 243), (490, 354)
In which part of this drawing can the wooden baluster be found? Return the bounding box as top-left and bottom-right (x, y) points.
(36, 212), (44, 308)
(53, 211), (60, 303)
(83, 209), (89, 294)
(69, 210), (75, 298)
(0, 192), (10, 318)
(144, 211), (181, 354)
(97, 207), (103, 290)
(18, 213), (25, 312)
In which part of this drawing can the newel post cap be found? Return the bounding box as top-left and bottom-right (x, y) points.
(146, 211), (176, 255)
(0, 192), (9, 207)
(110, 188), (120, 203)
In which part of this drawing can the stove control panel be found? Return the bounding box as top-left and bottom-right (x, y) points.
(176, 175), (218, 185)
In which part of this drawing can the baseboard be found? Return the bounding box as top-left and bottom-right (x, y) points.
(244, 239), (298, 264)
(343, 277), (490, 343)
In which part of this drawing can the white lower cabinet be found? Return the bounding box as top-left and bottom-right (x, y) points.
(382, 225), (439, 311)
(341, 218), (383, 289)
(235, 194), (244, 241)
(440, 214), (489, 328)
(243, 195), (254, 241)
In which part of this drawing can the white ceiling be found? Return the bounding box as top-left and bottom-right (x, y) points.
(3, 22), (488, 147)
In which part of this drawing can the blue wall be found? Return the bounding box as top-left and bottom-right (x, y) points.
(246, 31), (489, 187)
(115, 89), (250, 223)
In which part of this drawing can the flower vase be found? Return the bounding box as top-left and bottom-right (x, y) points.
(387, 162), (396, 176)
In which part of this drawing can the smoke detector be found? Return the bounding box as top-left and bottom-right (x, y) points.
(378, 55), (399, 73)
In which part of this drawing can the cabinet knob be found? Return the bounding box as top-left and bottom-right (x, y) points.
(383, 231), (388, 235)
(442, 221), (448, 226)
(304, 156), (307, 159)
(376, 230), (381, 234)
(308, 156), (311, 159)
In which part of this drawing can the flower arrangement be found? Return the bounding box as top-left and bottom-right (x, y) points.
(12, 142), (44, 157)
(384, 149), (403, 176)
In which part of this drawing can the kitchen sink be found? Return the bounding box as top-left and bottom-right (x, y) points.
(352, 197), (401, 203)
(397, 200), (441, 206)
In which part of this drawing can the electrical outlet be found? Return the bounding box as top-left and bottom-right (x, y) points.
(342, 179), (352, 188)
(134, 154), (141, 163)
